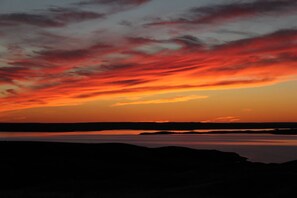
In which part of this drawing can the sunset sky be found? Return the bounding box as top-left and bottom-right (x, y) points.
(0, 0), (297, 122)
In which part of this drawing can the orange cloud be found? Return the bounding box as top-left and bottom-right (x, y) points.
(1, 28), (297, 112)
(1, 3), (297, 114)
(202, 116), (241, 123)
(112, 95), (208, 106)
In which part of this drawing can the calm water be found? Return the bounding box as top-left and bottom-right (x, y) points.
(1, 130), (297, 163)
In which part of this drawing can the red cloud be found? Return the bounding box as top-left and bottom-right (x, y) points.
(1, 26), (297, 112)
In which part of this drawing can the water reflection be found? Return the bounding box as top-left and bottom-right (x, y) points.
(1, 131), (297, 163)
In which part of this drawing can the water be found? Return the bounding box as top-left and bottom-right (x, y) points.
(1, 131), (297, 163)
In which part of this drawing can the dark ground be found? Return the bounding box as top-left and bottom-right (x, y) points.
(0, 141), (297, 198)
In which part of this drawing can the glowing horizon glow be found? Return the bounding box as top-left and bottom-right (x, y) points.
(0, 0), (297, 122)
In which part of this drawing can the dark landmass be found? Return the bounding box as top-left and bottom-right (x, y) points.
(140, 128), (297, 135)
(1, 122), (297, 132)
(1, 142), (297, 197)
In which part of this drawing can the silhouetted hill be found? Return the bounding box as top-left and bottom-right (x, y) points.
(0, 142), (297, 197)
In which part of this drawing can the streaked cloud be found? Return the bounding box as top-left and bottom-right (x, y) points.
(202, 116), (240, 123)
(0, 8), (104, 28)
(146, 0), (297, 27)
(0, 0), (297, 114)
(112, 95), (208, 106)
(77, 0), (150, 6)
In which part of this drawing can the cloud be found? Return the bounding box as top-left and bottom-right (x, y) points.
(1, 0), (297, 114)
(146, 0), (297, 27)
(0, 66), (34, 84)
(35, 43), (110, 62)
(1, 27), (297, 112)
(109, 79), (152, 86)
(202, 116), (240, 123)
(47, 7), (105, 24)
(77, 0), (150, 6)
(112, 95), (208, 106)
(76, 0), (151, 14)
(0, 13), (63, 27)
(0, 8), (104, 28)
(5, 89), (18, 95)
(173, 35), (204, 49)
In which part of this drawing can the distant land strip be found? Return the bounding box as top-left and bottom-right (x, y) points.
(139, 128), (297, 135)
(1, 122), (297, 132)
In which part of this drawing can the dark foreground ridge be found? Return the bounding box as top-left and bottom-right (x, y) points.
(1, 142), (297, 198)
(1, 122), (297, 132)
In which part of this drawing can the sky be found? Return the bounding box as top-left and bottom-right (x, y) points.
(0, 0), (297, 123)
